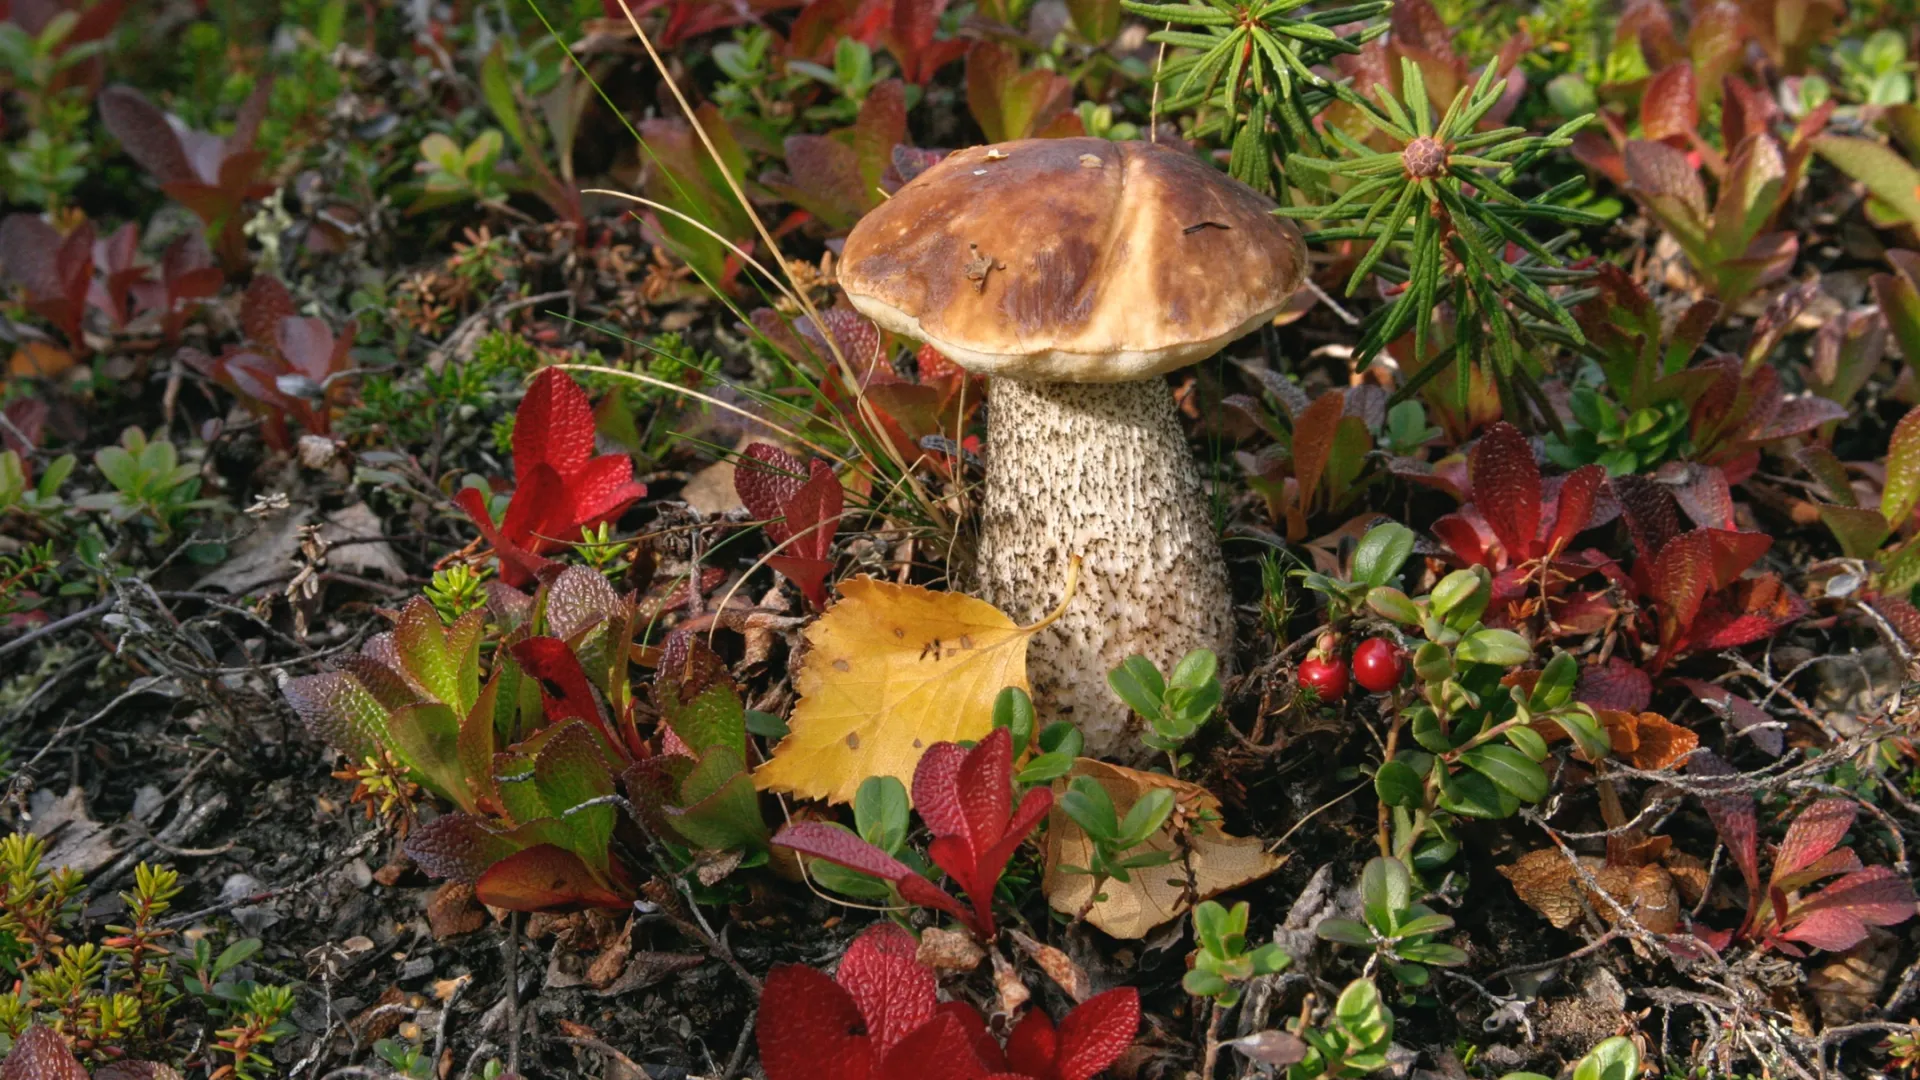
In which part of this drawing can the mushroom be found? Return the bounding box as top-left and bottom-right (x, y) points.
(838, 137), (1307, 759)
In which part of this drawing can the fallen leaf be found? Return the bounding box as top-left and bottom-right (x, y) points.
(9, 341), (74, 379)
(1501, 847), (1687, 933)
(322, 503), (406, 581)
(1499, 848), (1594, 929)
(28, 786), (119, 877)
(1594, 710), (1700, 770)
(1042, 759), (1284, 939)
(427, 882), (488, 940)
(1008, 928), (1090, 1002)
(991, 948), (1031, 1017)
(914, 926), (985, 973)
(754, 574), (1068, 804)
(1807, 927), (1898, 1027)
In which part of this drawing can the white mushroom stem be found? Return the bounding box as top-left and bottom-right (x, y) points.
(977, 376), (1234, 761)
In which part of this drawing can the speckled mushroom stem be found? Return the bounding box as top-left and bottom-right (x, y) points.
(976, 376), (1234, 762)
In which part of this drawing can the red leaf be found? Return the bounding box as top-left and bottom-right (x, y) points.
(454, 485), (557, 589)
(1699, 529), (1771, 589)
(1004, 1008), (1058, 1077)
(517, 367), (598, 483)
(738, 443), (811, 541)
(1690, 752), (1759, 902)
(1054, 988), (1141, 1080)
(912, 728), (1048, 940)
(0, 1025), (88, 1080)
(510, 637), (605, 730)
(934, 1001), (1007, 1071)
(773, 823), (974, 927)
(1779, 906), (1872, 952)
(1432, 510), (1494, 569)
(737, 443), (843, 608)
(1650, 531), (1714, 666)
(99, 85), (196, 185)
(837, 923), (937, 1055)
(243, 275), (297, 347)
(1543, 465), (1606, 554)
(1677, 679), (1782, 756)
(1772, 799), (1855, 884)
(406, 812), (522, 883)
(1794, 865), (1918, 927)
(1575, 657), (1651, 713)
(474, 844), (626, 911)
(1655, 462), (1734, 532)
(1685, 574), (1806, 651)
(760, 965), (875, 1080)
(1468, 422), (1542, 563)
(878, 1011), (999, 1080)
(461, 371), (643, 585)
(1642, 64), (1697, 144)
(1612, 474), (1684, 561)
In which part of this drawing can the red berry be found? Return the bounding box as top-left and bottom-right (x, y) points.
(1351, 638), (1404, 694)
(1299, 656), (1349, 703)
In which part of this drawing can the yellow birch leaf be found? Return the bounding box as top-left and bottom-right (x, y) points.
(1042, 759), (1285, 939)
(753, 569), (1073, 805)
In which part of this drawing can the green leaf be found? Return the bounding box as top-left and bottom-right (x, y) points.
(1366, 586), (1421, 625)
(1505, 724), (1550, 762)
(1815, 135), (1920, 227)
(1389, 961), (1429, 985)
(1374, 759), (1424, 808)
(1060, 776), (1120, 840)
(1398, 941), (1468, 966)
(1456, 628), (1533, 666)
(1393, 912), (1454, 937)
(385, 702), (465, 804)
(1117, 787), (1176, 847)
(1360, 856), (1410, 933)
(1435, 767), (1518, 819)
(1183, 968), (1229, 997)
(1333, 978), (1391, 1051)
(853, 775), (909, 852)
(1460, 744), (1550, 803)
(533, 721), (617, 871)
(667, 749), (769, 852)
(745, 709), (789, 739)
(1351, 522), (1415, 587)
(1571, 1037), (1641, 1080)
(1170, 648), (1218, 690)
(480, 42), (532, 156)
(1315, 917), (1374, 946)
(993, 685), (1037, 756)
(1106, 655), (1167, 720)
(1554, 706), (1613, 762)
(665, 683), (747, 759)
(1530, 652), (1578, 710)
(1883, 405), (1920, 527)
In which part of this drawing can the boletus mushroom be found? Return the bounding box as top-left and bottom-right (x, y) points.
(838, 137), (1307, 759)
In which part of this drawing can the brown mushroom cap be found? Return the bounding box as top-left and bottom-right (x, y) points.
(838, 137), (1308, 381)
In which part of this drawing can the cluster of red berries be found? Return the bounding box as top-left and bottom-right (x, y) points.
(1298, 636), (1403, 703)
